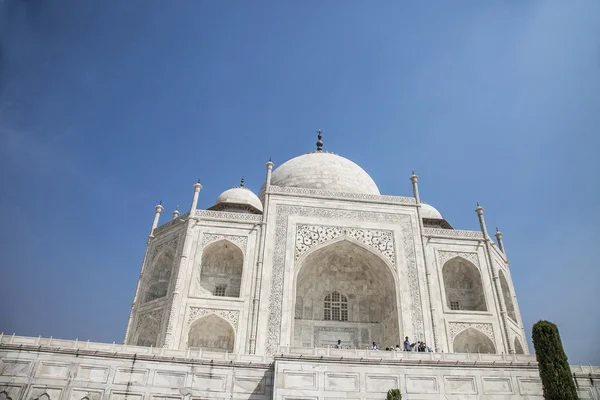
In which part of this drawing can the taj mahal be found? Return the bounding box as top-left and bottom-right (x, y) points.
(1, 132), (598, 399)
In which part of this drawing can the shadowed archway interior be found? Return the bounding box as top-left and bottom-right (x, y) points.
(187, 314), (235, 352)
(499, 270), (517, 322)
(293, 240), (400, 349)
(514, 337), (525, 354)
(193, 240), (244, 298)
(136, 317), (159, 347)
(143, 249), (175, 303)
(453, 328), (496, 354)
(442, 257), (487, 312)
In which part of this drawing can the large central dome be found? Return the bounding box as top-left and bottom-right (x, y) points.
(270, 151), (380, 195)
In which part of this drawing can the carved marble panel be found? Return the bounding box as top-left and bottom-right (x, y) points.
(113, 368), (148, 385)
(75, 365), (109, 383)
(0, 359), (31, 376)
(200, 233), (247, 252)
(269, 185), (415, 204)
(153, 371), (186, 387)
(405, 376), (439, 394)
(136, 308), (163, 331)
(365, 375), (399, 392)
(437, 251), (480, 268)
(0, 385), (24, 400)
(482, 377), (514, 394)
(295, 225), (395, 265)
(448, 322), (494, 343)
(266, 205), (423, 354)
(69, 389), (103, 400)
(34, 362), (69, 379)
(423, 228), (483, 239)
(195, 210), (262, 222)
(187, 307), (239, 329)
(109, 393), (142, 400)
(150, 235), (179, 260)
(28, 387), (62, 400)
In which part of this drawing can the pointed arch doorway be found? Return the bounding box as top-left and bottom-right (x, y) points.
(292, 239), (400, 349)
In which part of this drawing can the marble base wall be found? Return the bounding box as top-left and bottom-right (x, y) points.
(274, 355), (600, 400)
(1, 337), (598, 400)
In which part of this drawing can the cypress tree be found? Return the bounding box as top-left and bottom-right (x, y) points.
(532, 320), (578, 400)
(386, 388), (401, 400)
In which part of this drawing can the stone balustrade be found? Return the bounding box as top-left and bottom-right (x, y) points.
(2, 334), (598, 376)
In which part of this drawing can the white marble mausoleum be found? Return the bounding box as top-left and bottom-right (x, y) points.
(1, 133), (598, 399)
(126, 132), (527, 356)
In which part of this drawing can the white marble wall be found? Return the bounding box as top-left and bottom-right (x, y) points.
(0, 337), (273, 400)
(274, 351), (600, 400)
(2, 337), (597, 400)
(128, 186), (528, 357)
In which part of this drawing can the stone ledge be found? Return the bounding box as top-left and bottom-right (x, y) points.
(0, 342), (272, 369)
(274, 353), (540, 370)
(268, 185), (416, 205)
(423, 227), (484, 239)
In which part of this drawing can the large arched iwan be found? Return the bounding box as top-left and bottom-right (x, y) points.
(293, 239), (400, 349)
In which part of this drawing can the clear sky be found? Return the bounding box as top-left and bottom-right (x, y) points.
(0, 1), (598, 364)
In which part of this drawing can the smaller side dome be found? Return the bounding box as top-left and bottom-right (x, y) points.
(420, 202), (453, 229)
(420, 203), (443, 220)
(209, 184), (263, 214)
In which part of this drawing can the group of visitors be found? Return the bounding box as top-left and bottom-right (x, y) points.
(403, 336), (433, 352)
(333, 337), (433, 352)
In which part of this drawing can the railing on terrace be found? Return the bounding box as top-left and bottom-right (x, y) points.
(278, 345), (538, 365)
(1, 334), (598, 374)
(0, 334), (269, 365)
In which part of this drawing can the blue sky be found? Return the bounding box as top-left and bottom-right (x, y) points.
(0, 1), (598, 364)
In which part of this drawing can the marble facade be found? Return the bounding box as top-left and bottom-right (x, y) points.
(3, 145), (597, 399)
(1, 336), (599, 400)
(125, 179), (528, 358)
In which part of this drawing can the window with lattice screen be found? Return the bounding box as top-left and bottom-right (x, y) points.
(324, 291), (348, 321)
(214, 286), (226, 297)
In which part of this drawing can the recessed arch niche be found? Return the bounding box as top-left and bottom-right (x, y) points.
(499, 270), (517, 321)
(143, 248), (175, 303)
(453, 327), (496, 354)
(187, 314), (235, 352)
(442, 257), (487, 311)
(293, 239), (400, 349)
(514, 337), (525, 354)
(135, 316), (159, 347)
(0, 392), (13, 400)
(195, 240), (244, 297)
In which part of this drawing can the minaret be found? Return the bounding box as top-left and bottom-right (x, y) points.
(475, 202), (513, 354)
(150, 201), (164, 237)
(410, 171), (440, 351)
(162, 180), (203, 348)
(249, 157), (274, 354)
(172, 206), (180, 220)
(190, 179), (203, 214)
(124, 200), (164, 344)
(495, 227), (506, 256)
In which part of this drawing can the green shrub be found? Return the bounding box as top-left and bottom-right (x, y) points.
(532, 320), (578, 400)
(386, 388), (401, 400)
